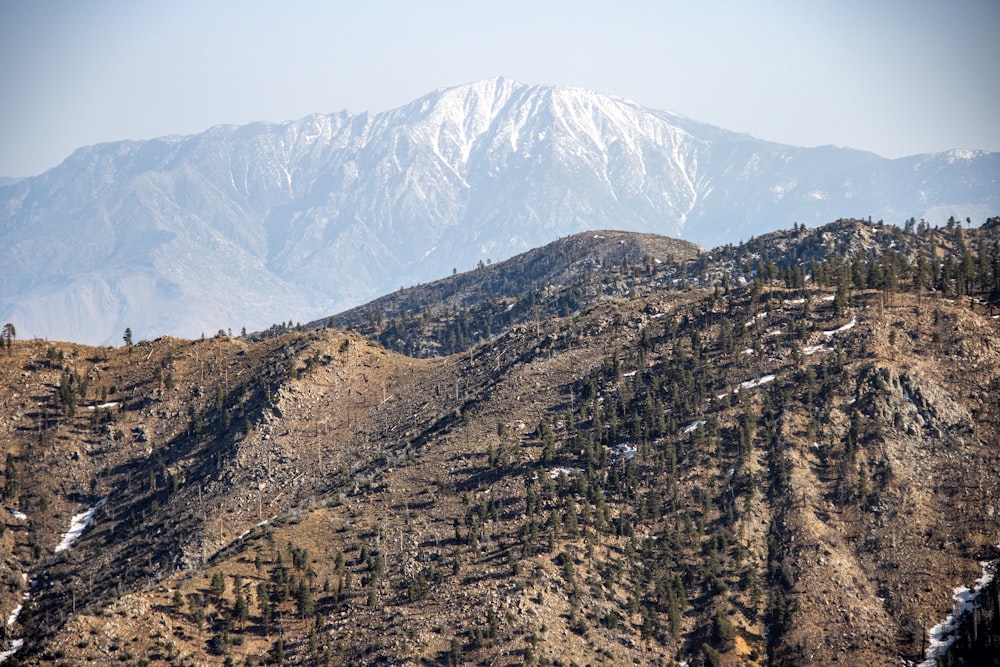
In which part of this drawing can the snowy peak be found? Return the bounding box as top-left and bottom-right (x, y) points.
(425, 76), (523, 126)
(1, 78), (998, 345)
(385, 78), (701, 179)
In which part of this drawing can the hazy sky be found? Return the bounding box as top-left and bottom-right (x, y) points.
(2, 0), (998, 177)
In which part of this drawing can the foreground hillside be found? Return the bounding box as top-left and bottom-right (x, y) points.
(0, 220), (998, 666)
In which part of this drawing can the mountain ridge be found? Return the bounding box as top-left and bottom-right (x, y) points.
(0, 218), (997, 665)
(2, 77), (998, 345)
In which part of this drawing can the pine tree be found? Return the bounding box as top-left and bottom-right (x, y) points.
(448, 637), (463, 666)
(234, 588), (249, 628)
(295, 578), (315, 618)
(833, 278), (849, 317)
(4, 454), (17, 499)
(210, 571), (226, 598)
(1, 323), (14, 352)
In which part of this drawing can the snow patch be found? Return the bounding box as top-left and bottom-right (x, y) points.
(802, 345), (831, 356)
(680, 420), (705, 434)
(946, 148), (977, 163)
(86, 402), (119, 410)
(739, 374), (775, 391)
(919, 563), (996, 667)
(7, 508), (26, 521)
(5, 604), (21, 628)
(548, 467), (582, 479)
(0, 638), (24, 663)
(55, 496), (109, 553)
(239, 516), (279, 541)
(717, 374), (776, 399)
(613, 443), (638, 461)
(822, 319), (856, 337)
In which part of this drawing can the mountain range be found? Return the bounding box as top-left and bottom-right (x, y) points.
(0, 219), (997, 666)
(1, 76), (998, 345)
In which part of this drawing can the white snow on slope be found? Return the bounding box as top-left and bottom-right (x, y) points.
(614, 443), (638, 461)
(1, 577), (29, 663)
(54, 496), (109, 554)
(919, 563), (996, 667)
(822, 318), (856, 337)
(0, 639), (24, 663)
(717, 374), (776, 399)
(548, 467), (582, 479)
(739, 375), (775, 391)
(680, 420), (706, 434)
(5, 603), (21, 628)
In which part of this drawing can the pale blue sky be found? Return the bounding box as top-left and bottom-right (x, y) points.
(1, 0), (998, 177)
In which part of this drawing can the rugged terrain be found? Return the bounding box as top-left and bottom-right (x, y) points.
(0, 219), (998, 666)
(318, 230), (703, 357)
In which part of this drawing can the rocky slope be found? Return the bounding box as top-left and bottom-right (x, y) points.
(0, 221), (998, 666)
(317, 229), (703, 357)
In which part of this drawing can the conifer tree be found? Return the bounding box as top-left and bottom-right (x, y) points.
(1, 323), (14, 352)
(4, 453), (17, 499)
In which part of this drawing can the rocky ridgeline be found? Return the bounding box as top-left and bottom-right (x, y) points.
(0, 219), (997, 665)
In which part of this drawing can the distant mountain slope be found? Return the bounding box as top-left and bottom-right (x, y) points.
(325, 218), (1000, 358)
(316, 229), (702, 356)
(2, 77), (997, 344)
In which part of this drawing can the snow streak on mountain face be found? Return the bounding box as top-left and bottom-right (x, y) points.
(1, 76), (998, 344)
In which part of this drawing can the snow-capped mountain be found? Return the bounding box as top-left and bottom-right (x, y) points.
(1, 77), (997, 344)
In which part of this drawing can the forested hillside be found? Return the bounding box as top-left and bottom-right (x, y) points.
(0, 218), (997, 666)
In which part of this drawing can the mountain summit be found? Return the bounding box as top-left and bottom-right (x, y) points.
(2, 77), (997, 344)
